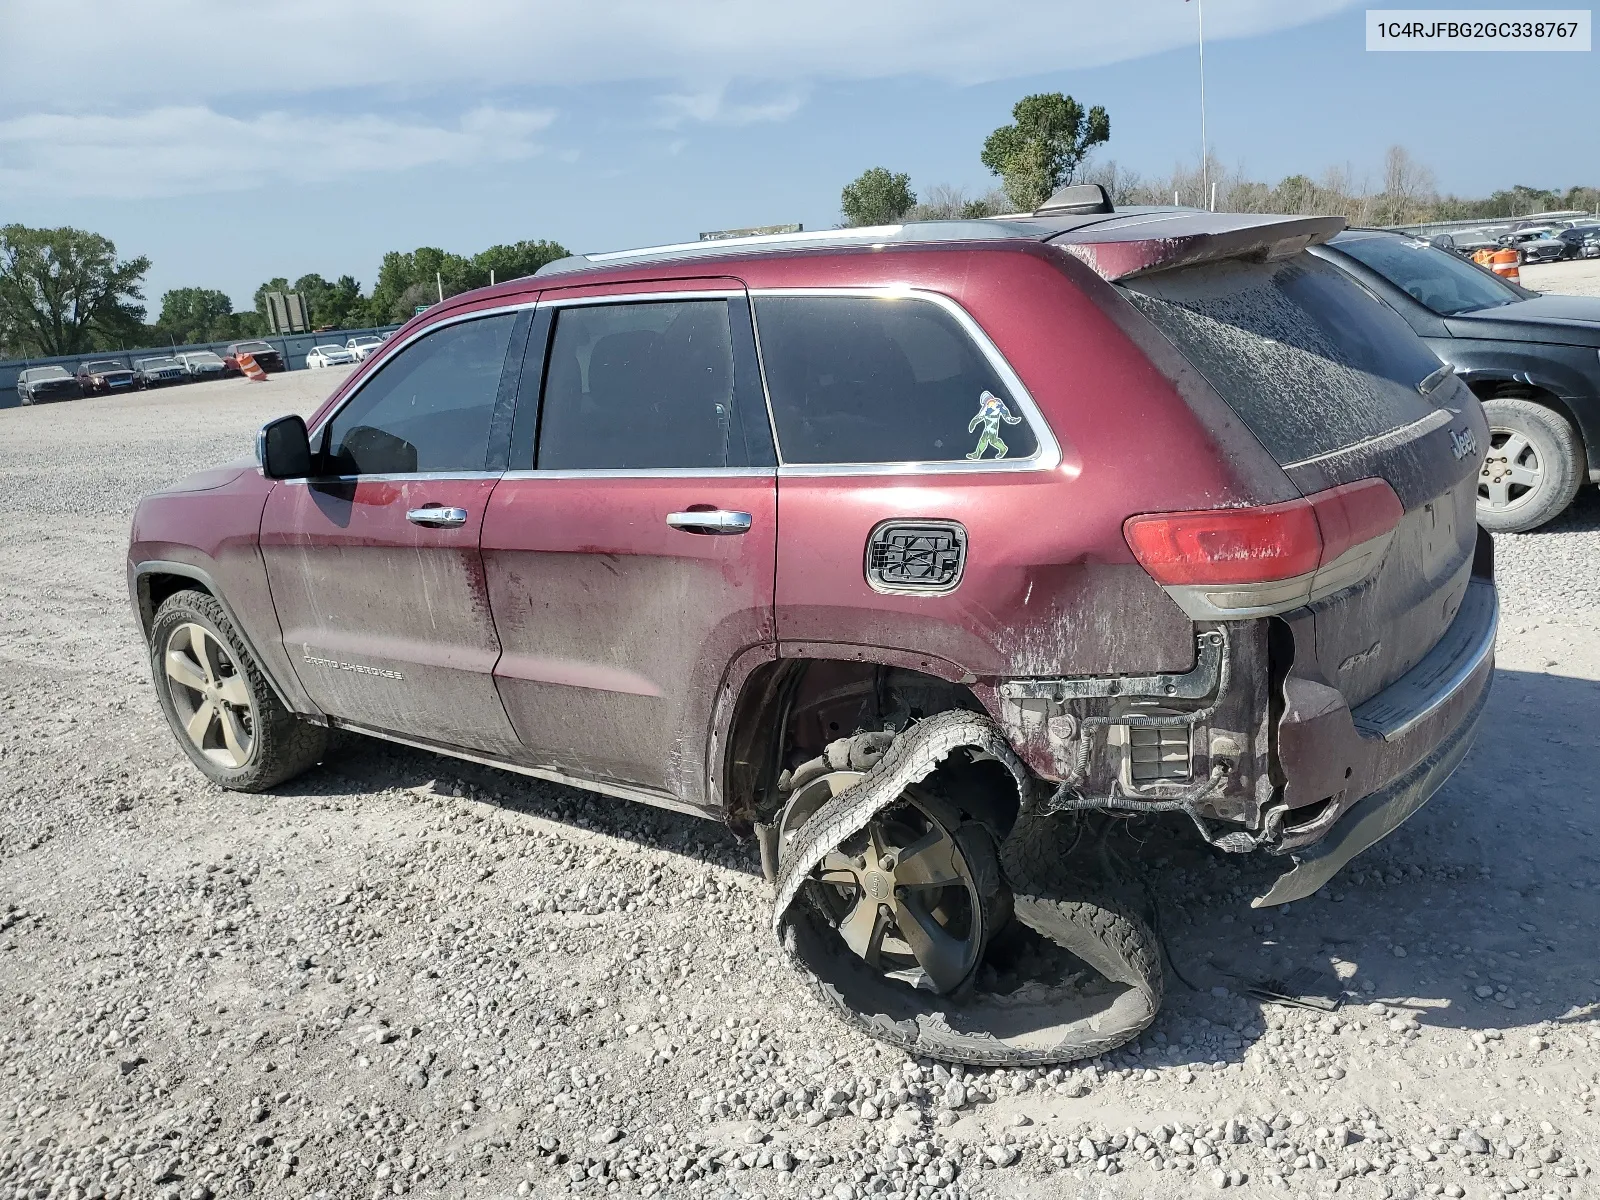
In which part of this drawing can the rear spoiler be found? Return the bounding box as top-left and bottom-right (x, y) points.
(1050, 212), (1346, 281)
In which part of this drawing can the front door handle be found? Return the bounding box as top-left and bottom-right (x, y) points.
(406, 506), (469, 528)
(665, 509), (753, 535)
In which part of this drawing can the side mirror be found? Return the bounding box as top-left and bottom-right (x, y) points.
(258, 414), (312, 479)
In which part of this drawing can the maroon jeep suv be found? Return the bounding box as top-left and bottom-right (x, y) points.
(129, 197), (1496, 1063)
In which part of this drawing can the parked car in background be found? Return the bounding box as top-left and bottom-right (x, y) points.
(1495, 227), (1563, 264)
(1315, 228), (1600, 531)
(345, 334), (386, 361)
(174, 350), (228, 379)
(75, 359), (136, 395)
(222, 341), (285, 375)
(305, 344), (357, 369)
(133, 356), (187, 388)
(14, 366), (82, 405)
(1556, 225), (1600, 259)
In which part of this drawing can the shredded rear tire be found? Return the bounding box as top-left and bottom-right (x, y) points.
(773, 711), (1164, 1066)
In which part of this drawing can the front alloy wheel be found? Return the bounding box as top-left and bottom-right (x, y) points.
(163, 622), (255, 768)
(149, 589), (329, 791)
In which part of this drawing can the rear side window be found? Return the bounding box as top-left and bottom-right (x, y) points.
(754, 295), (1037, 465)
(323, 313), (516, 475)
(537, 300), (740, 470)
(1120, 255), (1440, 465)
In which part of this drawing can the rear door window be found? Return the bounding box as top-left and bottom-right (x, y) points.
(534, 299), (749, 470)
(1119, 255), (1441, 465)
(322, 312), (517, 475)
(753, 294), (1038, 465)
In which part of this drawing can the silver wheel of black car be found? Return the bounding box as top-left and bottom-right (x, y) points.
(150, 589), (329, 791)
(1476, 397), (1583, 533)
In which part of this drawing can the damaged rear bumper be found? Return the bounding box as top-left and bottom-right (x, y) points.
(1255, 576), (1497, 905)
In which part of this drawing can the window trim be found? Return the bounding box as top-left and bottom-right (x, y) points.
(747, 286), (1061, 476)
(306, 300), (538, 478)
(504, 288), (773, 479)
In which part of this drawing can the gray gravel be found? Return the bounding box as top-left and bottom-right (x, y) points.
(0, 373), (1596, 1200)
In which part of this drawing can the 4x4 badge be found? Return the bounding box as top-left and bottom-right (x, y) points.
(1450, 427), (1478, 460)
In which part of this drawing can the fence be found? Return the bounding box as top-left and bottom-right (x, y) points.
(0, 324), (405, 408)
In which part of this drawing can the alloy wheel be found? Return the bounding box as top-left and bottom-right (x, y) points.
(1479, 427), (1544, 512)
(788, 775), (989, 995)
(163, 622), (255, 768)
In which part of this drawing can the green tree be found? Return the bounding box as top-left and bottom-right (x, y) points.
(157, 287), (235, 344)
(0, 224), (149, 356)
(841, 168), (917, 226)
(292, 273), (369, 329)
(981, 92), (1110, 212)
(468, 240), (568, 288)
(369, 247), (473, 323)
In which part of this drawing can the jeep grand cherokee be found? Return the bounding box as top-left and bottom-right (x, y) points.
(129, 197), (1496, 1063)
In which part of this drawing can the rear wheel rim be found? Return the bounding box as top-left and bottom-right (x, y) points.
(792, 778), (987, 995)
(1478, 427), (1544, 512)
(163, 622), (255, 769)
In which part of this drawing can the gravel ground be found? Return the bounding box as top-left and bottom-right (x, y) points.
(0, 373), (1597, 1200)
(1521, 258), (1600, 298)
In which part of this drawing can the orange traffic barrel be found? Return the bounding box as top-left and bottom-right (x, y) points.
(237, 352), (268, 382)
(1490, 247), (1520, 282)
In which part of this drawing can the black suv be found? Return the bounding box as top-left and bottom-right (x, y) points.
(1315, 229), (1600, 531)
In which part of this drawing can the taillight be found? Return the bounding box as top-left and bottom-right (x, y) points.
(1123, 498), (1322, 586)
(1123, 479), (1404, 618)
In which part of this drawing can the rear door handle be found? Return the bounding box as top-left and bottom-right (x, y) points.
(406, 506), (469, 528)
(665, 509), (753, 534)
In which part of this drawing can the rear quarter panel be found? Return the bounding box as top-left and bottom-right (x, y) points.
(740, 244), (1277, 681)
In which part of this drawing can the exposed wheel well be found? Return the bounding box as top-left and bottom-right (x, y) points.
(722, 658), (1019, 837)
(1469, 379), (1590, 470)
(136, 572), (213, 641)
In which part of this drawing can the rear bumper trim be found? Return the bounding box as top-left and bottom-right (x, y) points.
(1253, 676), (1489, 907)
(1350, 578), (1497, 742)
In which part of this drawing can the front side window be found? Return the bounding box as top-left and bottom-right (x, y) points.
(323, 313), (516, 475)
(537, 300), (739, 470)
(753, 295), (1037, 465)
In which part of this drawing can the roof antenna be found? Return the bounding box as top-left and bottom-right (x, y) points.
(1034, 183), (1114, 217)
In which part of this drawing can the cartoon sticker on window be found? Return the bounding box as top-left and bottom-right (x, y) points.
(966, 389), (1022, 460)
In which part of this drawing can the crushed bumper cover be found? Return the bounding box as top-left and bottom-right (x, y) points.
(1255, 579), (1496, 906)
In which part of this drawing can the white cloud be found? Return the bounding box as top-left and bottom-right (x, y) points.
(654, 85), (809, 129)
(0, 0), (1363, 108)
(0, 105), (554, 198)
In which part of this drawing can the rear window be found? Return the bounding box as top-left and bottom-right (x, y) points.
(1119, 255), (1441, 465)
(1332, 234), (1521, 315)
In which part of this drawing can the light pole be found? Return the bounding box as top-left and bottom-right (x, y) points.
(1192, 0), (1209, 209)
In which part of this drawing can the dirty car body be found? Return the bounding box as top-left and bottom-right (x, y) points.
(129, 210), (1496, 972)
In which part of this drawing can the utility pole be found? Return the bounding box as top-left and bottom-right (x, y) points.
(1194, 0), (1209, 209)
(436, 271), (444, 304)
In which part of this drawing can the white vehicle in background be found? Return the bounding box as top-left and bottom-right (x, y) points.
(345, 334), (386, 361)
(306, 344), (358, 369)
(173, 350), (227, 379)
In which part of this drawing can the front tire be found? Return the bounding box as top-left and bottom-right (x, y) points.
(1476, 397), (1584, 532)
(150, 589), (328, 791)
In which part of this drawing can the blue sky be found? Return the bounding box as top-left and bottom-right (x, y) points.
(1, 0), (1594, 313)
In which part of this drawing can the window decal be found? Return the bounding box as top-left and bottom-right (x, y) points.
(966, 390), (1022, 461)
